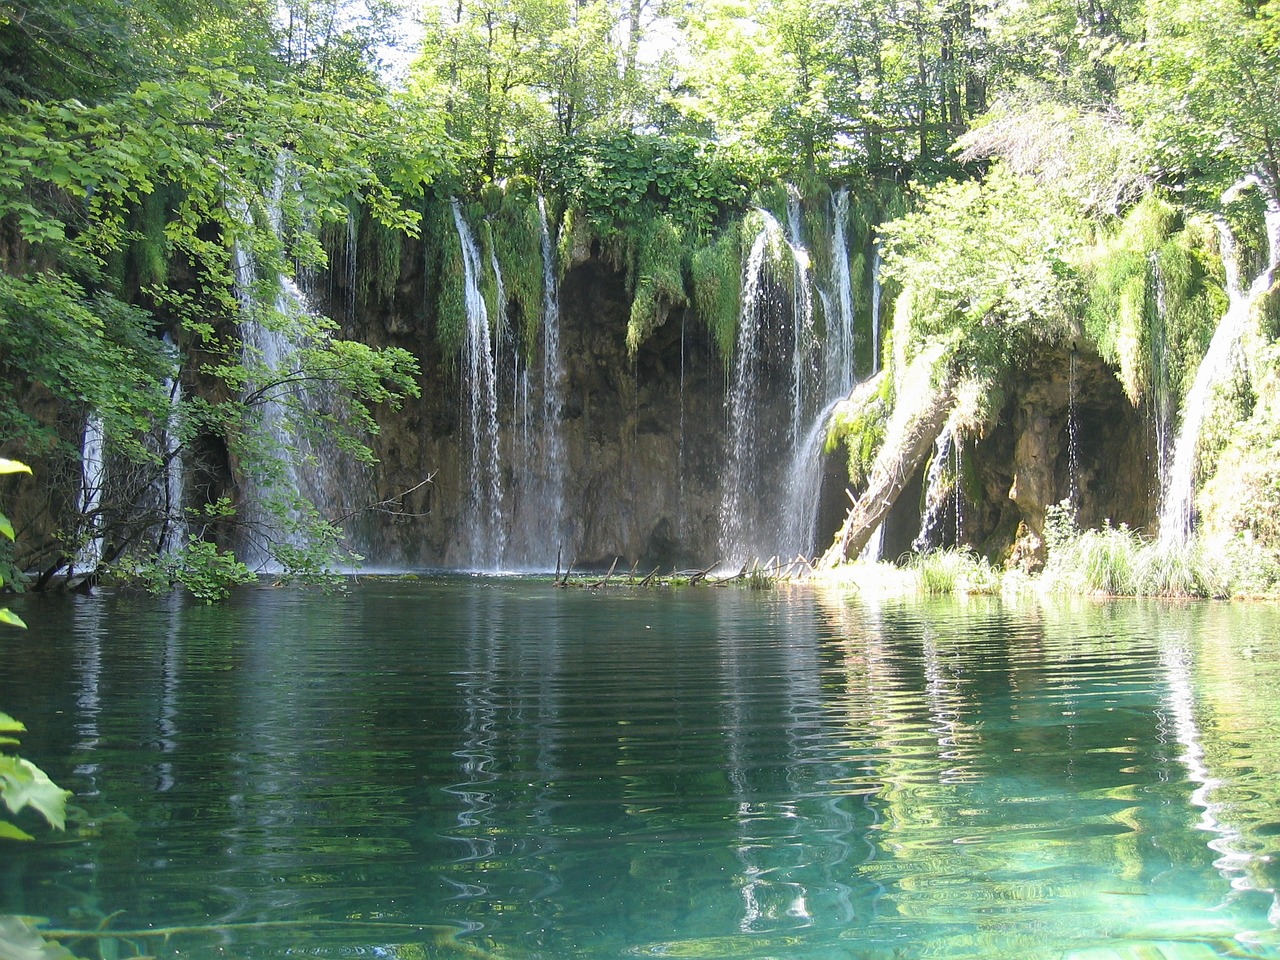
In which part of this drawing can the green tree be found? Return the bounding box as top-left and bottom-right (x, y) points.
(1118, 0), (1280, 203)
(0, 0), (448, 591)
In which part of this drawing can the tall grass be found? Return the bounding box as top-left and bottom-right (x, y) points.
(911, 548), (1001, 596)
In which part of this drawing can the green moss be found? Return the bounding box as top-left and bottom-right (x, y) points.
(626, 212), (689, 354)
(490, 189), (544, 358)
(435, 205), (467, 359)
(827, 372), (891, 487)
(134, 186), (170, 288)
(691, 221), (743, 364)
(1082, 193), (1225, 407)
(475, 217), (501, 328)
(357, 211), (403, 309)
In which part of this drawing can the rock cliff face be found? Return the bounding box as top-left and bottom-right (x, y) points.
(327, 239), (728, 571)
(969, 346), (1156, 568)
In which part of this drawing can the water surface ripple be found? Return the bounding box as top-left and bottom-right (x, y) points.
(2, 583), (1280, 959)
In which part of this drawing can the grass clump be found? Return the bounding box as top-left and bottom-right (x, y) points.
(911, 548), (1001, 596)
(1132, 540), (1227, 599)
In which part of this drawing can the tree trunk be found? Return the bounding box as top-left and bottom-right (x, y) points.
(820, 371), (955, 567)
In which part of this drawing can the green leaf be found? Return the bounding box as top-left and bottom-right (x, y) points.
(0, 610), (26, 629)
(0, 757), (70, 830)
(0, 459), (30, 475)
(0, 714), (25, 734)
(0, 512), (13, 541)
(0, 822), (34, 841)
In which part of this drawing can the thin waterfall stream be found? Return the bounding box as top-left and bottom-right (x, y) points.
(1159, 180), (1280, 545)
(450, 199), (504, 569)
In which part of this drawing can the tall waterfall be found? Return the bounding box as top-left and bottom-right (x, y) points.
(721, 202), (833, 565)
(721, 213), (797, 563)
(451, 200), (505, 569)
(535, 196), (567, 558)
(75, 412), (107, 573)
(231, 172), (361, 570)
(1159, 181), (1280, 545)
(913, 425), (957, 553)
(827, 189), (857, 398)
(158, 334), (187, 555)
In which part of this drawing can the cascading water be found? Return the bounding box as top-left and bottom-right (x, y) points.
(450, 200), (505, 569)
(536, 196), (567, 557)
(158, 334), (187, 555)
(870, 242), (882, 375)
(1149, 253), (1174, 501)
(828, 189), (857, 398)
(231, 166), (370, 570)
(912, 425), (956, 554)
(1067, 348), (1080, 509)
(1159, 181), (1280, 545)
(75, 412), (107, 573)
(720, 210), (820, 563)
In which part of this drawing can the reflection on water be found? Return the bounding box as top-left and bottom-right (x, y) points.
(2, 583), (1280, 959)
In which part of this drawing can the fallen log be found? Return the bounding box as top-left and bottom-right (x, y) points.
(821, 360), (956, 568)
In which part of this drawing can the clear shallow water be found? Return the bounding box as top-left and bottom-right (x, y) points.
(2, 580), (1280, 960)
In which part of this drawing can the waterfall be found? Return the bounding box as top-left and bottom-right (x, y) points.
(1067, 348), (1080, 509)
(1159, 181), (1280, 545)
(720, 211), (812, 563)
(231, 164), (378, 571)
(870, 242), (882, 375)
(784, 191), (817, 450)
(913, 425), (956, 553)
(780, 397), (845, 558)
(536, 196), (566, 557)
(159, 334), (187, 555)
(1149, 253), (1174, 500)
(828, 189), (857, 397)
(75, 412), (107, 573)
(451, 200), (505, 569)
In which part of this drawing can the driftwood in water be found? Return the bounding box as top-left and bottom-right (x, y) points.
(555, 555), (818, 589)
(821, 364), (955, 568)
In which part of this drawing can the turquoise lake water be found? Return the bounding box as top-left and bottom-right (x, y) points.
(2, 579), (1280, 959)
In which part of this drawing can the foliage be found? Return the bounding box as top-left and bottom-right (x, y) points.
(674, 0), (988, 179)
(1198, 351), (1280, 589)
(113, 537), (256, 603)
(880, 164), (1084, 385)
(1080, 193), (1225, 407)
(956, 95), (1153, 215)
(827, 371), (891, 487)
(540, 134), (751, 238)
(489, 183), (545, 355)
(0, 457), (30, 626)
(1041, 508), (1226, 598)
(1043, 520), (1142, 596)
(433, 200), (470, 360)
(356, 212), (405, 311)
(1117, 0), (1280, 203)
(1, 458), (70, 842)
(411, 0), (640, 179)
(0, 31), (439, 590)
